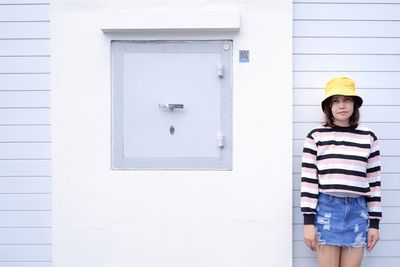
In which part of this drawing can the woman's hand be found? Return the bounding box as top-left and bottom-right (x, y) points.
(304, 224), (317, 252)
(367, 228), (380, 252)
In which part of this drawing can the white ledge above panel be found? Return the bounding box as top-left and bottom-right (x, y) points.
(100, 10), (240, 32)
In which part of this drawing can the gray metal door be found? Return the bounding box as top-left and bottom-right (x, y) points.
(112, 41), (232, 170)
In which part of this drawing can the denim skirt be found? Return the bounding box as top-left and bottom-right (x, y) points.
(315, 193), (369, 247)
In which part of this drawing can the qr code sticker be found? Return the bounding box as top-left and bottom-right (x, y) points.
(239, 50), (249, 63)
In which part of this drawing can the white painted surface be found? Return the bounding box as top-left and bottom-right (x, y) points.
(293, 1), (400, 266)
(101, 10), (240, 32)
(52, 0), (293, 267)
(0, 1), (52, 266)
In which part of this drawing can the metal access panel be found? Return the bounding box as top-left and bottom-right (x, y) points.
(112, 40), (232, 170)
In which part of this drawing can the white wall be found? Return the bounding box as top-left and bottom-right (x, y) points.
(293, 1), (400, 266)
(52, 1), (293, 267)
(0, 1), (52, 266)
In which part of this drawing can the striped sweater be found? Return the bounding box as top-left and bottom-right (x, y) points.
(301, 124), (382, 229)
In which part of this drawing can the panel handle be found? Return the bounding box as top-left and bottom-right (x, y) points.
(158, 103), (184, 110)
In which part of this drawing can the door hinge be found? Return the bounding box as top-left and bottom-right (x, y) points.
(217, 64), (224, 78)
(217, 133), (224, 148)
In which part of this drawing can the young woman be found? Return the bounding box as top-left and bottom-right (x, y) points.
(301, 77), (382, 267)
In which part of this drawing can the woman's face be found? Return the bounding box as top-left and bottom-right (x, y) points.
(330, 95), (354, 126)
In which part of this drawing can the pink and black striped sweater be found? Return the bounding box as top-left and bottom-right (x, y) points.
(301, 124), (382, 229)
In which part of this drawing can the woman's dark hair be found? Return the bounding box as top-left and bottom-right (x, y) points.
(322, 96), (360, 127)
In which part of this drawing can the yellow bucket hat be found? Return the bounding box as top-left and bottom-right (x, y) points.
(321, 77), (363, 110)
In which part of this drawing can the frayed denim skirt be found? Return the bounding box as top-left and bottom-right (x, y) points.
(315, 193), (369, 247)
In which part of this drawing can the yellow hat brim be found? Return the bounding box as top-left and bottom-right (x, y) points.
(321, 89), (363, 110)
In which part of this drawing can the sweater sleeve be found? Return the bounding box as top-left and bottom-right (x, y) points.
(366, 134), (382, 229)
(300, 132), (319, 225)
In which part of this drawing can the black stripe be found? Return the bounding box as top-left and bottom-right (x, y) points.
(370, 132), (378, 141)
(301, 177), (318, 184)
(301, 207), (316, 213)
(309, 127), (374, 136)
(302, 162), (317, 169)
(369, 181), (381, 187)
(319, 168), (366, 178)
(301, 192), (319, 199)
(366, 197), (381, 202)
(369, 150), (380, 158)
(367, 166), (381, 173)
(306, 133), (315, 140)
(319, 184), (370, 193)
(317, 153), (368, 163)
(368, 212), (382, 217)
(316, 140), (370, 149)
(303, 147), (317, 156)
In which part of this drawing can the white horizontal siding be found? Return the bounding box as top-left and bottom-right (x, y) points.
(0, 0), (49, 3)
(0, 177), (51, 193)
(0, 143), (50, 159)
(293, 1), (400, 266)
(294, 38), (400, 54)
(0, 245), (51, 261)
(0, 5), (49, 22)
(0, 160), (50, 176)
(0, 40), (50, 56)
(0, 22), (49, 39)
(0, 263), (51, 267)
(0, 57), (50, 73)
(0, 74), (50, 91)
(0, 109), (50, 124)
(0, 228), (51, 244)
(294, 0), (400, 3)
(294, 71), (400, 88)
(0, 91), (49, 107)
(0, 91), (50, 107)
(294, 54), (400, 71)
(0, 194), (51, 210)
(294, 21), (400, 37)
(0, 2), (51, 266)
(0, 211), (51, 227)
(0, 125), (50, 141)
(294, 3), (400, 20)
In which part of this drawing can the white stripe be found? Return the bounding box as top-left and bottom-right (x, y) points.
(320, 147), (369, 158)
(303, 141), (316, 150)
(318, 162), (366, 173)
(302, 157), (316, 165)
(318, 177), (369, 188)
(301, 200), (318, 209)
(302, 173), (317, 179)
(367, 161), (380, 169)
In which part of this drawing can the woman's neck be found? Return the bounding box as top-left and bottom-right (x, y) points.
(333, 120), (350, 127)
